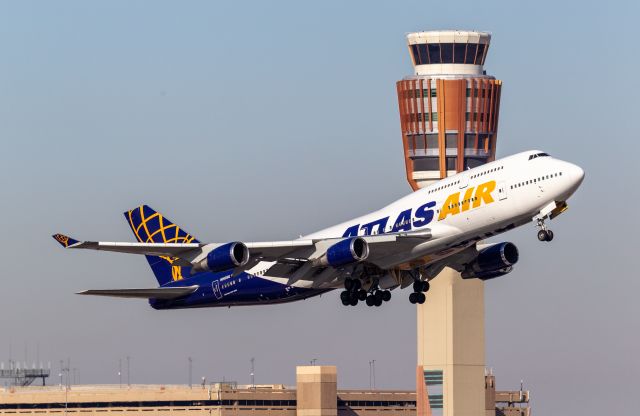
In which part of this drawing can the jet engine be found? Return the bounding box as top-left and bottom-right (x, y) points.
(193, 242), (249, 273)
(462, 242), (519, 281)
(313, 237), (369, 267)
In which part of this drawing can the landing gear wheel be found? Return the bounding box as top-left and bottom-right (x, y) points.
(546, 230), (554, 241)
(357, 289), (367, 301)
(366, 296), (375, 307)
(413, 280), (430, 292)
(382, 290), (391, 302)
(344, 279), (354, 291)
(417, 293), (426, 304)
(537, 230), (549, 242)
(409, 292), (418, 304)
(374, 290), (384, 303)
(374, 297), (383, 307)
(339, 291), (349, 302)
(341, 297), (350, 306)
(349, 296), (358, 306)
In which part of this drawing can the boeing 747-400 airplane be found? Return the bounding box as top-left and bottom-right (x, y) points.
(53, 150), (584, 308)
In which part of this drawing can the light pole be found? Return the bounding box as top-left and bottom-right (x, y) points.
(250, 358), (255, 389)
(372, 360), (376, 390)
(310, 358), (317, 366)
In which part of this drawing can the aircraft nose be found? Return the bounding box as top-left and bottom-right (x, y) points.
(569, 163), (585, 186)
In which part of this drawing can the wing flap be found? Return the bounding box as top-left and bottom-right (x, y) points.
(76, 285), (199, 299)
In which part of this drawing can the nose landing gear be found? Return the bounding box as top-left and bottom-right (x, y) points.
(536, 218), (554, 242)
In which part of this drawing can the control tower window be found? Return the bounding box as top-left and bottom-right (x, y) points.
(428, 44), (441, 64)
(413, 157), (440, 171)
(412, 42), (488, 65)
(410, 44), (419, 64)
(454, 44), (466, 63)
(440, 43), (453, 63)
(411, 44), (434, 65)
(475, 44), (486, 65)
(466, 43), (478, 64)
(426, 134), (438, 150)
(417, 44), (429, 64)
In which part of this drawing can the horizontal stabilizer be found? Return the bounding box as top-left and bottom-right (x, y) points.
(76, 285), (199, 299)
(52, 234), (80, 248)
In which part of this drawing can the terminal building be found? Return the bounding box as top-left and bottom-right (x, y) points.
(0, 366), (528, 415)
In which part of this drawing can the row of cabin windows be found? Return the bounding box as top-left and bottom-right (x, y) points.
(446, 197), (478, 210)
(511, 172), (563, 189)
(471, 166), (503, 179)
(222, 279), (238, 289)
(428, 180), (461, 194)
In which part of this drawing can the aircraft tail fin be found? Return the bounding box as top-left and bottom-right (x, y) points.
(124, 205), (200, 286)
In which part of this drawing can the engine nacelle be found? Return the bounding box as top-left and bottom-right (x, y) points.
(474, 266), (513, 281)
(314, 237), (369, 268)
(193, 242), (249, 273)
(462, 242), (519, 280)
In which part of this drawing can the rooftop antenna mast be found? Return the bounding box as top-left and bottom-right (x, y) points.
(250, 358), (255, 389)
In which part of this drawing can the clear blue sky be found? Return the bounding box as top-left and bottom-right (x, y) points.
(0, 1), (637, 414)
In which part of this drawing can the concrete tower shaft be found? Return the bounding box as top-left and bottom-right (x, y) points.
(396, 30), (502, 190)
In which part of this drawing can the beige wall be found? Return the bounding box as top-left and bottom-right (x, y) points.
(296, 366), (337, 416)
(417, 268), (491, 416)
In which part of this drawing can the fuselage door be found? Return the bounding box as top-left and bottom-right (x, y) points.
(212, 280), (222, 299)
(459, 173), (469, 189)
(497, 181), (508, 201)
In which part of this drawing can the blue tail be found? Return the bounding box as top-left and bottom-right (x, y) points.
(124, 205), (200, 286)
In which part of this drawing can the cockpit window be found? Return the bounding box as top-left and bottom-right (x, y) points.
(528, 152), (550, 160)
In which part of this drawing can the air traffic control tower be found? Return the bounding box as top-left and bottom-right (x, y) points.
(397, 30), (501, 190)
(396, 31), (501, 416)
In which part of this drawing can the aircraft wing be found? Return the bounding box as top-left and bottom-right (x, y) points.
(76, 285), (198, 299)
(53, 233), (200, 255)
(53, 230), (434, 278)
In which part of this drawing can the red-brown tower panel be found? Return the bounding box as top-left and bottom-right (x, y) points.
(396, 30), (502, 190)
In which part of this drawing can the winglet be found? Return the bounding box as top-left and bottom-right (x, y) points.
(52, 233), (80, 248)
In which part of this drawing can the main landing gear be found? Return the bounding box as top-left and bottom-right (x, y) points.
(365, 287), (391, 307)
(340, 279), (391, 307)
(409, 273), (429, 305)
(536, 218), (554, 242)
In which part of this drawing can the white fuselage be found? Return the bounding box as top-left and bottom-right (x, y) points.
(255, 150), (584, 288)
